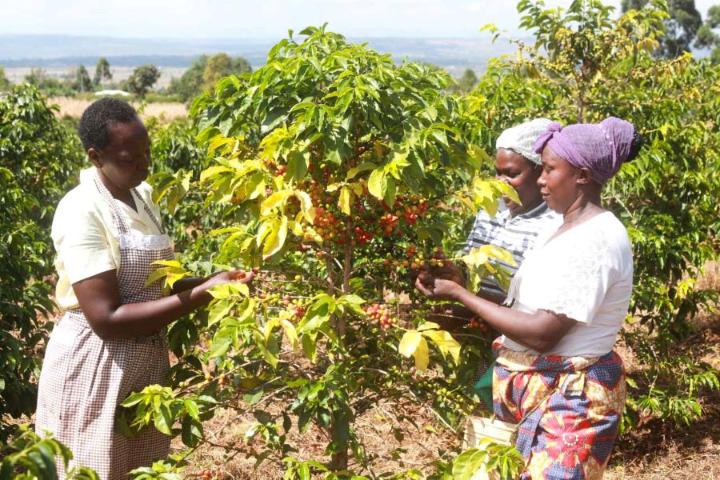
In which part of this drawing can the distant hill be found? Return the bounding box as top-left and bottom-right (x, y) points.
(0, 34), (522, 73)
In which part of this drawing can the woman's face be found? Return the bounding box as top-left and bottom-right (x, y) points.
(90, 119), (151, 191)
(495, 148), (543, 216)
(537, 146), (582, 213)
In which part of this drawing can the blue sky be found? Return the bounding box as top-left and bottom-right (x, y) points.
(1, 0), (717, 39)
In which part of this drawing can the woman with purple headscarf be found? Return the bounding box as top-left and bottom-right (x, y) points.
(416, 117), (641, 479)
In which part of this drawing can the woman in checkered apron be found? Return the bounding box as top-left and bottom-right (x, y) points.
(417, 118), (642, 479)
(35, 98), (253, 479)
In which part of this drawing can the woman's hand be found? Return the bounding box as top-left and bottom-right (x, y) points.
(428, 259), (467, 287)
(414, 271), (465, 301)
(201, 269), (255, 292)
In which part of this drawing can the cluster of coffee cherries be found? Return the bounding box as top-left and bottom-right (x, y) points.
(414, 379), (474, 415)
(379, 213), (400, 236)
(281, 296), (306, 320)
(467, 316), (490, 333)
(404, 246), (448, 270)
(364, 303), (396, 330)
(312, 206), (342, 242)
(401, 201), (428, 226)
(353, 225), (373, 245)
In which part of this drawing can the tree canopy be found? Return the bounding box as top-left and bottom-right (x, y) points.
(125, 64), (161, 97)
(168, 53), (252, 102)
(93, 57), (112, 86)
(622, 0), (702, 57)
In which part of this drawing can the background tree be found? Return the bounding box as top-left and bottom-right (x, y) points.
(23, 68), (74, 96)
(449, 68), (479, 94)
(167, 55), (208, 102)
(201, 53), (252, 91)
(694, 5), (720, 62)
(73, 65), (93, 93)
(0, 66), (10, 90)
(168, 53), (252, 102)
(124, 64), (161, 97)
(93, 56), (113, 86)
(622, 0), (703, 57)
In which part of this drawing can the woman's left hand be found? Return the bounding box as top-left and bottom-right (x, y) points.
(414, 271), (464, 301)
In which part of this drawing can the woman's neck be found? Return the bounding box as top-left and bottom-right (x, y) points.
(562, 195), (603, 227)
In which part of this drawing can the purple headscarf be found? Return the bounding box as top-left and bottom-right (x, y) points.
(533, 117), (636, 185)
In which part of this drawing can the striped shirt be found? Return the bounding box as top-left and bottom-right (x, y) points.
(464, 202), (562, 300)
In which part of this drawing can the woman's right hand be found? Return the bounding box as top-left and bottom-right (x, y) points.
(201, 269), (255, 292)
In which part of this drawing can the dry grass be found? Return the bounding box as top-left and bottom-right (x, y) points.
(50, 96), (187, 122)
(176, 397), (457, 479)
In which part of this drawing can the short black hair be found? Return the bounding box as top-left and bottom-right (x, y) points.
(78, 97), (138, 151)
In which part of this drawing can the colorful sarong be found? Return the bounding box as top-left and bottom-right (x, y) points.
(493, 346), (626, 480)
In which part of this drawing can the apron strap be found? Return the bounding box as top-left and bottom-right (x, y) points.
(131, 188), (165, 234)
(93, 172), (131, 235)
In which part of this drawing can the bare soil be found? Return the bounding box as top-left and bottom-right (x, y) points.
(177, 318), (720, 479)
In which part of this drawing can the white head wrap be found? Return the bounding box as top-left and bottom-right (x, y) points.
(495, 118), (553, 165)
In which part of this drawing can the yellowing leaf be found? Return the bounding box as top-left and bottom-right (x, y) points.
(422, 329), (461, 365)
(281, 319), (300, 349)
(413, 337), (430, 371)
(495, 180), (520, 205)
(398, 330), (422, 358)
(199, 165), (233, 184)
(261, 215), (288, 259)
(346, 162), (377, 180)
(338, 186), (352, 215)
(368, 168), (386, 200)
(207, 135), (235, 155)
(145, 260), (188, 290)
(295, 190), (315, 223)
(480, 244), (516, 266)
(264, 318), (280, 342)
(417, 321), (440, 332)
(462, 248), (489, 268)
(208, 282), (249, 299)
(261, 190), (292, 215)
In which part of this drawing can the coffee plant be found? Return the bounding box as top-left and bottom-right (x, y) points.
(123, 25), (521, 478)
(0, 85), (85, 434)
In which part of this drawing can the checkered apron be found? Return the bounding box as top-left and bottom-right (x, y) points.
(36, 174), (173, 479)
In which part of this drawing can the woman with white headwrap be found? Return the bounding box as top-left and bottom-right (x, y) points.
(465, 118), (563, 302)
(430, 119), (562, 407)
(435, 118), (562, 308)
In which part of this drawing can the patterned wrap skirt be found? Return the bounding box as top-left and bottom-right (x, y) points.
(493, 345), (626, 480)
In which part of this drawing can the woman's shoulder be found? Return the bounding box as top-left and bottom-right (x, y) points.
(580, 211), (633, 260)
(52, 178), (108, 239)
(55, 180), (99, 216)
(592, 211), (630, 242)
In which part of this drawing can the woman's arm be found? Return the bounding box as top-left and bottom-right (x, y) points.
(171, 277), (207, 294)
(415, 273), (575, 353)
(73, 270), (253, 340)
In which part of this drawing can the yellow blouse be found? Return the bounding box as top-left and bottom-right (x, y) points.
(51, 168), (164, 310)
